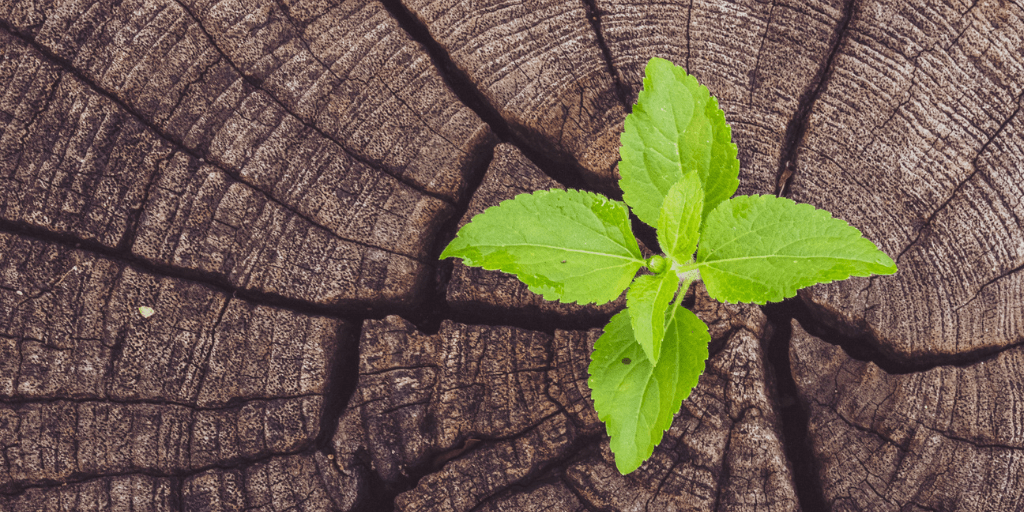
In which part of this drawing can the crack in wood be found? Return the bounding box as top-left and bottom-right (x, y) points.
(168, 0), (455, 206)
(773, 0), (858, 197)
(579, 0), (632, 109)
(0, 446), (323, 497)
(0, 217), (388, 321)
(0, 25), (441, 267)
(892, 91), (1024, 267)
(377, 0), (601, 195)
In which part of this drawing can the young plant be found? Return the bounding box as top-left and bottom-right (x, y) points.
(440, 57), (897, 474)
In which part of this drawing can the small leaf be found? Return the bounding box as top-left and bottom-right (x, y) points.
(440, 189), (645, 305)
(618, 58), (739, 227)
(138, 306), (155, 318)
(626, 270), (679, 364)
(589, 305), (710, 474)
(697, 195), (899, 304)
(658, 172), (703, 263)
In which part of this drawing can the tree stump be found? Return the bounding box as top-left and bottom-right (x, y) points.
(1, 0), (1021, 510)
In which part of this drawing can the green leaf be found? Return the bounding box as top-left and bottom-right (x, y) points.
(657, 172), (703, 263)
(696, 195), (899, 304)
(626, 270), (679, 364)
(618, 57), (739, 227)
(440, 189), (645, 305)
(589, 305), (710, 474)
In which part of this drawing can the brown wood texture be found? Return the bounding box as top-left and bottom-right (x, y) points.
(790, 320), (1024, 510)
(1, 0), (1022, 509)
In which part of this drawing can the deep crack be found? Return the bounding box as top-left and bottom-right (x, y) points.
(762, 299), (831, 512)
(377, 0), (603, 195)
(772, 0), (857, 197)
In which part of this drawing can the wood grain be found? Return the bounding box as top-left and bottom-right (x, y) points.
(596, 0), (848, 196)
(0, 233), (348, 496)
(1, 0), (1022, 508)
(333, 286), (797, 511)
(790, 0), (1024, 361)
(791, 319), (1024, 510)
(399, 0), (629, 190)
(0, 31), (434, 308)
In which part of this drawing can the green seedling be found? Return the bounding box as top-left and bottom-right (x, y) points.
(440, 57), (897, 474)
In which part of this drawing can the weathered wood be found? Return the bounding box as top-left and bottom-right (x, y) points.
(790, 320), (1024, 510)
(0, 31), (433, 308)
(399, 0), (629, 189)
(789, 0), (1024, 361)
(446, 143), (625, 326)
(333, 286), (798, 510)
(0, 452), (348, 511)
(175, 0), (497, 202)
(182, 453), (347, 511)
(1, 474), (180, 511)
(0, 0), (494, 203)
(596, 0), (848, 196)
(0, 234), (348, 495)
(2, 0), (1022, 508)
(0, 0), (468, 266)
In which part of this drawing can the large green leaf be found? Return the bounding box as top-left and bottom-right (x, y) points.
(618, 58), (739, 227)
(440, 189), (644, 305)
(657, 172), (703, 264)
(626, 270), (679, 364)
(589, 305), (710, 474)
(697, 195), (899, 304)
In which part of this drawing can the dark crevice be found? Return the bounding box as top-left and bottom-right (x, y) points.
(467, 438), (604, 512)
(406, 143), (498, 334)
(631, 214), (661, 255)
(377, 0), (604, 196)
(360, 410), (599, 511)
(0, 24), (436, 264)
(761, 299), (830, 512)
(685, 0), (694, 73)
(797, 293), (1024, 374)
(192, 295), (233, 401)
(116, 150), (174, 253)
(314, 320), (365, 452)
(341, 445), (397, 512)
(0, 446), (322, 497)
(710, 412), (737, 512)
(579, 0), (633, 109)
(557, 447), (617, 512)
(772, 0), (857, 197)
(0, 217), (417, 322)
(172, 476), (185, 510)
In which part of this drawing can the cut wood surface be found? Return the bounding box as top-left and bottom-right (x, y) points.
(335, 289), (797, 511)
(0, 233), (348, 500)
(791, 0), (1024, 361)
(791, 320), (1024, 510)
(1, 0), (1022, 509)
